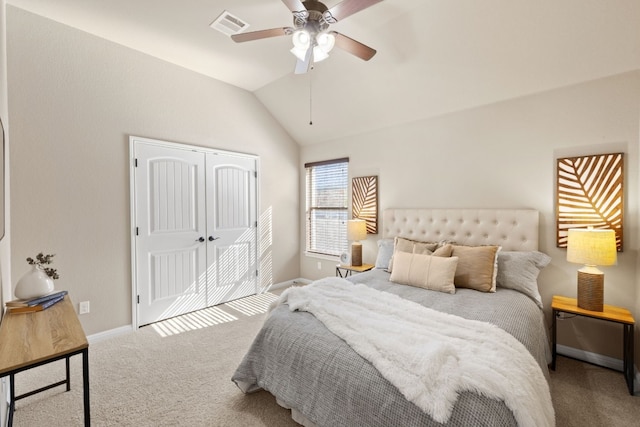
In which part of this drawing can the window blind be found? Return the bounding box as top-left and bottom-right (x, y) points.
(305, 158), (349, 257)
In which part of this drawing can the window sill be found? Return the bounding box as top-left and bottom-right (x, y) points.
(304, 252), (340, 262)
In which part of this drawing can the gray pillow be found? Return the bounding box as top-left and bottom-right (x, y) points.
(496, 251), (551, 308)
(375, 238), (394, 269)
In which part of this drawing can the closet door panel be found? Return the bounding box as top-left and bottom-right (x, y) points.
(134, 143), (207, 326)
(206, 153), (258, 306)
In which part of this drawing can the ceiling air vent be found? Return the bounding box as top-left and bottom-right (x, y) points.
(210, 11), (249, 36)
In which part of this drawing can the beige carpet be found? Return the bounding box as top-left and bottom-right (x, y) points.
(10, 292), (640, 426)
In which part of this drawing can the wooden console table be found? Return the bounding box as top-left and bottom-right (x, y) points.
(0, 296), (90, 426)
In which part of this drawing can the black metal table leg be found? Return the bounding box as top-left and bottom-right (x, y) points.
(66, 356), (71, 392)
(551, 309), (557, 370)
(624, 324), (634, 395)
(83, 349), (91, 426)
(8, 373), (15, 427)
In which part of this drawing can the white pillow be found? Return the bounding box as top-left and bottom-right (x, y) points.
(389, 252), (458, 294)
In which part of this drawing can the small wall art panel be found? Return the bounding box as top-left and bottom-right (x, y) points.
(352, 175), (378, 234)
(556, 152), (623, 251)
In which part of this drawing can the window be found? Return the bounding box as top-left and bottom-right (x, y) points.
(305, 158), (349, 257)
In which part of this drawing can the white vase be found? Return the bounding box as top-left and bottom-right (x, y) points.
(14, 265), (55, 300)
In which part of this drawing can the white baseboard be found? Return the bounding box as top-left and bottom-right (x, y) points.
(557, 344), (638, 393)
(556, 344), (623, 371)
(87, 324), (133, 344)
(266, 278), (311, 291)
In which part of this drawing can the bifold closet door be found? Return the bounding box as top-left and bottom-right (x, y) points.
(134, 143), (208, 326)
(133, 140), (258, 326)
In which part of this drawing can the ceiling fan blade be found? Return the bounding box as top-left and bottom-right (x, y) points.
(231, 27), (292, 43)
(294, 47), (313, 74)
(282, 0), (307, 13)
(325, 0), (384, 22)
(331, 32), (377, 61)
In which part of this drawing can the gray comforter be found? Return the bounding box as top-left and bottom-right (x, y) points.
(232, 269), (552, 426)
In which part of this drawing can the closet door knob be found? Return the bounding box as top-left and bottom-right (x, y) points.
(197, 237), (205, 242)
(209, 236), (220, 241)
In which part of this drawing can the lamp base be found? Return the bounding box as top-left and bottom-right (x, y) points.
(577, 270), (604, 312)
(351, 242), (362, 267)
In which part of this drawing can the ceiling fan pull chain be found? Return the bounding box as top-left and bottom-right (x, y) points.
(309, 73), (313, 125)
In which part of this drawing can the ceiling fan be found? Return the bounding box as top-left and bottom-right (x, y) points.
(231, 0), (383, 74)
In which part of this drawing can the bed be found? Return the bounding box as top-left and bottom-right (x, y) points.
(232, 208), (555, 426)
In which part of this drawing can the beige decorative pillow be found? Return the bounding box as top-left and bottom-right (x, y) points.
(388, 237), (439, 272)
(451, 245), (501, 292)
(413, 240), (440, 255)
(432, 244), (453, 257)
(389, 252), (458, 294)
(394, 237), (424, 253)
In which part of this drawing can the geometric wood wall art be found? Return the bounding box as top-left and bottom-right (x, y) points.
(556, 152), (624, 251)
(352, 175), (378, 234)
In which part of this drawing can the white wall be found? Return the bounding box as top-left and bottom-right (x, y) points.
(6, 7), (300, 335)
(0, 0), (9, 306)
(301, 71), (640, 365)
(0, 0), (10, 424)
(636, 94), (640, 375)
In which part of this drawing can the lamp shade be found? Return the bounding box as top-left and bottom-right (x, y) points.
(347, 219), (367, 242)
(566, 228), (617, 266)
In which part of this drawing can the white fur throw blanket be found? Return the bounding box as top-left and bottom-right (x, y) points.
(277, 277), (555, 427)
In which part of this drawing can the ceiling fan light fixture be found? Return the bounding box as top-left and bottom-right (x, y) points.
(312, 32), (335, 62)
(316, 32), (335, 53)
(313, 46), (330, 62)
(290, 46), (309, 61)
(292, 30), (311, 49)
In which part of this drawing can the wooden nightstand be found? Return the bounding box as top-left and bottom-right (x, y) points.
(551, 295), (635, 395)
(336, 263), (374, 278)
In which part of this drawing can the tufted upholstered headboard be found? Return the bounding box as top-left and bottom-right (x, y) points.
(382, 209), (539, 251)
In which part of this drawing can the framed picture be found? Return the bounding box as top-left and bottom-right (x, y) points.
(556, 152), (623, 251)
(352, 175), (378, 234)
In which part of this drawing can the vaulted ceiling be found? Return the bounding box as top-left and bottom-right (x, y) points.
(7, 0), (640, 145)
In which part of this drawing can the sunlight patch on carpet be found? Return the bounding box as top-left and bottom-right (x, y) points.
(225, 292), (279, 316)
(151, 305), (238, 337)
(150, 292), (279, 337)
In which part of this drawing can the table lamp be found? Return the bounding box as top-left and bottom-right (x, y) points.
(566, 228), (617, 311)
(347, 219), (367, 266)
